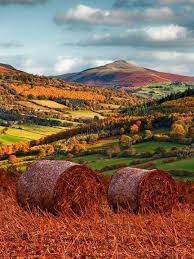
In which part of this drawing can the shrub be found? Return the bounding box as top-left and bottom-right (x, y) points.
(130, 159), (149, 165)
(8, 155), (17, 164)
(139, 151), (154, 158)
(100, 163), (128, 172)
(153, 134), (170, 142)
(169, 170), (194, 178)
(163, 157), (177, 163)
(170, 122), (187, 139)
(144, 130), (153, 140)
(132, 134), (142, 144)
(120, 135), (133, 147)
(138, 161), (156, 169)
(130, 124), (139, 134)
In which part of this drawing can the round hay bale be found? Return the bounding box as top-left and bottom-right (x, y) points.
(108, 167), (177, 213)
(16, 160), (104, 216)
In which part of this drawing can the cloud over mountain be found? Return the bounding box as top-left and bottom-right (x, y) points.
(54, 57), (113, 74)
(78, 25), (194, 50)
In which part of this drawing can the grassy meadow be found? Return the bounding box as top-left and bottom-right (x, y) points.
(0, 124), (63, 144)
(2, 136), (193, 182)
(135, 83), (189, 99)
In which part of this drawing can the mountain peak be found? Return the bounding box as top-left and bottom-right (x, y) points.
(112, 60), (129, 65)
(57, 60), (194, 88)
(102, 60), (144, 72)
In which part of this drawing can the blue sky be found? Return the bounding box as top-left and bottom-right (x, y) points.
(1, 0), (194, 75)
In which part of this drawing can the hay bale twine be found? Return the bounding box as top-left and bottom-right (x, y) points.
(108, 167), (177, 213)
(16, 160), (104, 216)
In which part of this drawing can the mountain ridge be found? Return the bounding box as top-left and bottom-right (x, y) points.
(0, 63), (16, 72)
(56, 60), (194, 88)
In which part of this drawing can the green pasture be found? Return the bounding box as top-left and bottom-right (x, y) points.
(156, 157), (194, 172)
(136, 83), (189, 99)
(134, 141), (185, 152)
(0, 124), (63, 144)
(73, 154), (133, 171)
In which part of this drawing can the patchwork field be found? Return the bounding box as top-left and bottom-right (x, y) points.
(67, 110), (104, 119)
(69, 140), (192, 179)
(135, 83), (189, 99)
(0, 124), (63, 144)
(32, 100), (67, 109)
(11, 84), (105, 102)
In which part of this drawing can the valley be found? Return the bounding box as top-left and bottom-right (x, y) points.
(0, 61), (193, 183)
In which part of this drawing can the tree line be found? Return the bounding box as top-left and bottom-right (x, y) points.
(0, 115), (172, 158)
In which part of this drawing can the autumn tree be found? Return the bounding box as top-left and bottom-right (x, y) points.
(132, 134), (142, 144)
(144, 130), (153, 140)
(8, 154), (17, 163)
(120, 135), (133, 147)
(170, 122), (187, 139)
(130, 124), (139, 134)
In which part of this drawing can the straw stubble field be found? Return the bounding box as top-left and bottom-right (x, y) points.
(0, 176), (194, 258)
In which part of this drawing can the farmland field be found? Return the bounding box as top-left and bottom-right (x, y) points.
(88, 139), (185, 152)
(157, 157), (194, 172)
(18, 101), (51, 111)
(32, 100), (67, 109)
(73, 154), (133, 171)
(71, 140), (192, 178)
(135, 83), (189, 99)
(67, 110), (104, 119)
(0, 124), (63, 144)
(134, 141), (185, 152)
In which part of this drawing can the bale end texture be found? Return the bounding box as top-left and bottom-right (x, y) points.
(108, 167), (177, 214)
(16, 160), (104, 216)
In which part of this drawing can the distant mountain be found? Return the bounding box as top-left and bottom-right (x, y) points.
(0, 63), (16, 73)
(56, 60), (194, 88)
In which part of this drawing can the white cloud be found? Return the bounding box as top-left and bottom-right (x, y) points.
(54, 57), (114, 74)
(124, 49), (194, 75)
(54, 4), (174, 27)
(64, 5), (100, 22)
(79, 25), (194, 49)
(19, 59), (48, 75)
(95, 60), (113, 67)
(145, 24), (187, 41)
(54, 58), (80, 74)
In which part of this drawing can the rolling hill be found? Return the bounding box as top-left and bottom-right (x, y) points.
(0, 63), (16, 73)
(56, 60), (194, 88)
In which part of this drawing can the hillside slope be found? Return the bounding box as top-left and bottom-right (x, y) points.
(56, 60), (194, 88)
(0, 63), (16, 73)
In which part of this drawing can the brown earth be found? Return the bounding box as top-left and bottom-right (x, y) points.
(0, 176), (194, 258)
